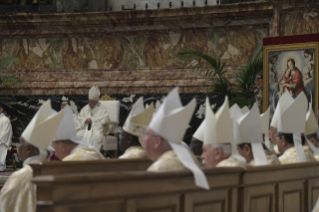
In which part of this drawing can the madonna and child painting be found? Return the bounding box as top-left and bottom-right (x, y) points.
(267, 48), (316, 117)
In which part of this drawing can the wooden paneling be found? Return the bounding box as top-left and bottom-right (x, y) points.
(184, 189), (234, 212)
(133, 194), (180, 212)
(278, 181), (305, 212)
(33, 168), (243, 212)
(32, 162), (319, 212)
(53, 200), (124, 212)
(308, 178), (319, 210)
(242, 184), (276, 212)
(241, 162), (319, 212)
(30, 158), (152, 177)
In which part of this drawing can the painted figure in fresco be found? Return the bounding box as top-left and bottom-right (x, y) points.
(304, 50), (315, 66)
(269, 54), (279, 86)
(279, 58), (307, 98)
(304, 63), (315, 95)
(269, 53), (280, 114)
(303, 50), (315, 96)
(254, 75), (263, 111)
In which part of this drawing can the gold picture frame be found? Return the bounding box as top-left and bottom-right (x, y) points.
(263, 42), (319, 118)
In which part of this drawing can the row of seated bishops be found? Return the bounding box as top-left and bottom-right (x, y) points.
(1, 86), (319, 211)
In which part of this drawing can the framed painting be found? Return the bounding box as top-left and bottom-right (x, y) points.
(263, 41), (319, 119)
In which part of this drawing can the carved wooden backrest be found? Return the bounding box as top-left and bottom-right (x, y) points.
(32, 162), (319, 212)
(29, 158), (152, 177)
(241, 162), (319, 212)
(33, 168), (244, 212)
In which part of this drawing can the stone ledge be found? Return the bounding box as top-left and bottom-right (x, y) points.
(0, 1), (272, 38)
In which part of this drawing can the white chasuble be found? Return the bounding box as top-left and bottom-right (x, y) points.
(76, 102), (110, 150)
(0, 156), (43, 212)
(0, 113), (12, 171)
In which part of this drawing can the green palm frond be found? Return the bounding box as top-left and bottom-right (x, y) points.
(235, 44), (263, 92)
(177, 49), (231, 95)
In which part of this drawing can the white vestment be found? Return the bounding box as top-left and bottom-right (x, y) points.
(76, 102), (110, 150)
(0, 155), (44, 212)
(73, 113), (78, 123)
(0, 113), (12, 171)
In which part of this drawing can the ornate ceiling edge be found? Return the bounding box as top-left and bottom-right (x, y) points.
(0, 2), (273, 38)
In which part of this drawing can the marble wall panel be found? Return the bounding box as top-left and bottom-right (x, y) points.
(143, 31), (209, 68)
(0, 27), (266, 94)
(1, 29), (266, 70)
(2, 37), (125, 71)
(207, 28), (267, 66)
(284, 11), (319, 36)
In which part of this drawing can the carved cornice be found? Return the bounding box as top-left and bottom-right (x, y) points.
(0, 1), (273, 38)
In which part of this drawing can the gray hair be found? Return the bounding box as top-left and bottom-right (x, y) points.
(211, 143), (231, 156)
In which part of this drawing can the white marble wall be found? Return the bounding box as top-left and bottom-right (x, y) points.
(109, 0), (217, 11)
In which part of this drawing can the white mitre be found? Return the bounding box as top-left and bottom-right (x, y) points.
(304, 105), (319, 155)
(270, 90), (294, 128)
(260, 107), (272, 149)
(241, 106), (249, 114)
(205, 98), (246, 166)
(149, 88), (196, 144)
(305, 105), (318, 136)
(148, 87), (209, 190)
(89, 85), (100, 101)
(204, 97), (233, 145)
(193, 120), (205, 142)
(123, 97), (154, 147)
(52, 105), (104, 158)
(230, 104), (249, 166)
(21, 100), (64, 150)
(229, 104), (249, 119)
(277, 92), (308, 162)
(237, 103), (268, 165)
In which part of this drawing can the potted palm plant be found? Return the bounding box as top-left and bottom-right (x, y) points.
(177, 44), (263, 110)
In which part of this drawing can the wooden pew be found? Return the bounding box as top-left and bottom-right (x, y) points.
(33, 162), (319, 212)
(240, 162), (319, 212)
(33, 168), (244, 212)
(29, 158), (153, 177)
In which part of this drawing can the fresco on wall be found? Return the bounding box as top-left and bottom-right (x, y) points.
(0, 29), (267, 71)
(285, 12), (319, 36)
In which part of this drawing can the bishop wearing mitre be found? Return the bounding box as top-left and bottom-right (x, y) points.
(76, 86), (110, 150)
(272, 91), (315, 164)
(142, 87), (209, 190)
(0, 100), (64, 212)
(234, 104), (280, 166)
(52, 105), (104, 161)
(119, 97), (154, 159)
